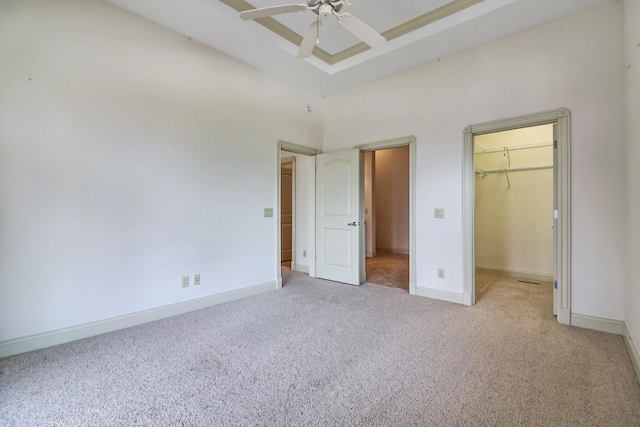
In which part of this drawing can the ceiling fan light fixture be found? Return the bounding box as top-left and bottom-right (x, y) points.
(239, 0), (386, 59)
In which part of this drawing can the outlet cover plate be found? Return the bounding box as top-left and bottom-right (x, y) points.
(194, 274), (201, 285)
(182, 276), (189, 288)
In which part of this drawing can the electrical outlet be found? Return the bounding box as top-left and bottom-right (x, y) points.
(194, 274), (201, 285)
(437, 268), (445, 279)
(434, 208), (445, 219)
(303, 250), (307, 258)
(182, 276), (189, 288)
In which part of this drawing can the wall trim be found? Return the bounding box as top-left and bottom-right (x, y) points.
(623, 323), (640, 386)
(416, 286), (465, 305)
(571, 313), (624, 335)
(293, 264), (309, 274)
(476, 266), (554, 283)
(279, 140), (321, 156)
(0, 281), (277, 358)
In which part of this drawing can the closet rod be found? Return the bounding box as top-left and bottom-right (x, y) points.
(475, 141), (553, 154)
(476, 165), (553, 174)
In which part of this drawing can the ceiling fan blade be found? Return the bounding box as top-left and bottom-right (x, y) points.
(337, 13), (386, 49)
(297, 20), (320, 59)
(240, 4), (307, 21)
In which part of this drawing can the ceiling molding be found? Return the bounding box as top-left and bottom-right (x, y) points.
(221, 0), (485, 65)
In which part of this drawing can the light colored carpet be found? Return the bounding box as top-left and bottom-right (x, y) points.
(1, 271), (640, 426)
(365, 252), (409, 290)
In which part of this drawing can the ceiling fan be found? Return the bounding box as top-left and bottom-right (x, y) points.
(240, 0), (387, 58)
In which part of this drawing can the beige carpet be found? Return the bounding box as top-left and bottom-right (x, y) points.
(2, 271), (639, 426)
(365, 252), (409, 290)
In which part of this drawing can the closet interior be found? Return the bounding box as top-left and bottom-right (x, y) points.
(474, 124), (555, 301)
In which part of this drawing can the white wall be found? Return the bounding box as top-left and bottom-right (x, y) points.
(324, 1), (626, 320)
(624, 0), (640, 352)
(0, 0), (323, 342)
(374, 147), (410, 254)
(475, 125), (554, 277)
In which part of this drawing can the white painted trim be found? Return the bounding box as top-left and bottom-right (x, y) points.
(0, 281), (277, 358)
(416, 286), (465, 305)
(356, 135), (416, 152)
(356, 136), (417, 296)
(571, 313), (624, 335)
(463, 109), (572, 326)
(623, 323), (640, 386)
(475, 266), (554, 283)
(279, 140), (321, 156)
(292, 264), (309, 274)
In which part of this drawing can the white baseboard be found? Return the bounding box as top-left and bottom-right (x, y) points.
(416, 286), (464, 305)
(377, 247), (409, 255)
(571, 313), (625, 335)
(0, 281), (277, 358)
(293, 264), (309, 274)
(463, 292), (473, 306)
(623, 323), (640, 386)
(476, 266), (553, 283)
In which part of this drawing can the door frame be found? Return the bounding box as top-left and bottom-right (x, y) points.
(276, 141), (321, 289)
(462, 109), (571, 325)
(356, 136), (417, 296)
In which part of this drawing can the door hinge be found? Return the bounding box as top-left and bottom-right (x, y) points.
(553, 140), (558, 149)
(554, 280), (558, 289)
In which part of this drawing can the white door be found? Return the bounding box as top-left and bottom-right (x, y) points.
(553, 124), (558, 316)
(316, 149), (364, 285)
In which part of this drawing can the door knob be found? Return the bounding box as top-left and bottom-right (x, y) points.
(347, 221), (361, 226)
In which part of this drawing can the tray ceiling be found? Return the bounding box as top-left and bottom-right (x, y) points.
(103, 0), (609, 95)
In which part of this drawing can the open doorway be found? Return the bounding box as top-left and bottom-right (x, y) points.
(277, 142), (320, 288)
(276, 137), (416, 294)
(364, 147), (410, 291)
(474, 124), (554, 309)
(463, 109), (571, 324)
(280, 158), (295, 270)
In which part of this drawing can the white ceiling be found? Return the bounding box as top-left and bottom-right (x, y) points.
(103, 0), (608, 95)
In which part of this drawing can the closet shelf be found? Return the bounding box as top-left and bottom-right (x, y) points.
(475, 165), (553, 174)
(475, 141), (553, 154)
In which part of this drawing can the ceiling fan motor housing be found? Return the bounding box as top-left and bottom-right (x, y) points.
(319, 4), (332, 19)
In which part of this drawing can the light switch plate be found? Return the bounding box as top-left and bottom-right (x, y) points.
(434, 208), (445, 219)
(264, 208), (273, 217)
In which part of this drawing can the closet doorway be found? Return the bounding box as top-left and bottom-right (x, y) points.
(363, 146), (410, 291)
(463, 109), (571, 324)
(474, 124), (554, 310)
(280, 158), (294, 270)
